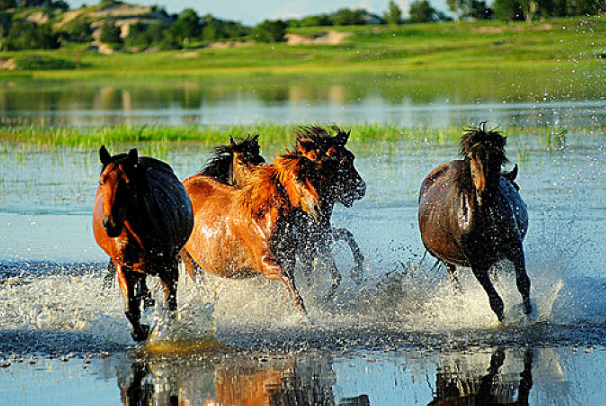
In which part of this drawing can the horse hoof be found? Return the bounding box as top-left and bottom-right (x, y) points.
(131, 324), (150, 342)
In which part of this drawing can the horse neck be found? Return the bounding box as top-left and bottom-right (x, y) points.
(239, 165), (291, 220)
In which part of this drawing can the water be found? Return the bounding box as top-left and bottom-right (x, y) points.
(1, 92), (606, 403)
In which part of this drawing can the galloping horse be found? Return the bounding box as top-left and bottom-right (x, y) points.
(418, 125), (531, 322)
(93, 146), (194, 341)
(180, 152), (323, 312)
(199, 134), (265, 187)
(293, 126), (366, 296)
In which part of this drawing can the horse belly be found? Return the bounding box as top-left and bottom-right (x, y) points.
(418, 183), (470, 267)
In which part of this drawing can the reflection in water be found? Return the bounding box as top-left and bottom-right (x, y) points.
(114, 348), (541, 406)
(1, 75), (605, 128)
(116, 353), (350, 406)
(428, 348), (533, 406)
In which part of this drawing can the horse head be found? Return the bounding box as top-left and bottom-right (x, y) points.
(274, 154), (323, 222)
(229, 134), (266, 186)
(460, 124), (508, 203)
(98, 145), (142, 238)
(294, 126), (366, 208)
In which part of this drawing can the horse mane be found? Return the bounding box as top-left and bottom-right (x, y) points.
(199, 135), (262, 182)
(237, 153), (308, 219)
(294, 125), (350, 152)
(459, 123), (509, 167)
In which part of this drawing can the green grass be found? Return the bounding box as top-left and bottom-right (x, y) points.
(1, 123), (601, 151)
(0, 17), (604, 78)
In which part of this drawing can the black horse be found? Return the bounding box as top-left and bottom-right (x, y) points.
(418, 124), (531, 321)
(293, 126), (366, 297)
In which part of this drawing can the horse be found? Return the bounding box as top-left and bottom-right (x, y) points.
(418, 125), (531, 322)
(199, 134), (265, 187)
(292, 126), (366, 297)
(93, 146), (194, 341)
(180, 152), (324, 313)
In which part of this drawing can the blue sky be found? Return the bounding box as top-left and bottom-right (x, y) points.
(64, 0), (450, 25)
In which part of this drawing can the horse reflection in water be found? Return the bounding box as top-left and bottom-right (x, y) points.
(428, 347), (533, 406)
(293, 126), (367, 297)
(116, 354), (369, 406)
(93, 146), (193, 341)
(418, 125), (531, 321)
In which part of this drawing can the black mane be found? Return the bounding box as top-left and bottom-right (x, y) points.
(199, 135), (263, 184)
(459, 123), (509, 167)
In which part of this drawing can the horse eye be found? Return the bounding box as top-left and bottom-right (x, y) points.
(98, 181), (103, 186)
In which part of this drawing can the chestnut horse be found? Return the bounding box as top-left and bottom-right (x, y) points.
(180, 152), (323, 312)
(93, 146), (194, 341)
(199, 134), (265, 187)
(418, 125), (531, 322)
(293, 126), (366, 296)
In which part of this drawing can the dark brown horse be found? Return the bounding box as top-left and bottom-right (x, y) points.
(418, 125), (531, 322)
(199, 134), (265, 187)
(180, 152), (324, 312)
(93, 146), (194, 341)
(293, 126), (366, 296)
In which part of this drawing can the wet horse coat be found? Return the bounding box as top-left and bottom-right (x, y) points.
(292, 126), (367, 295)
(93, 146), (193, 341)
(418, 126), (531, 321)
(181, 153), (323, 312)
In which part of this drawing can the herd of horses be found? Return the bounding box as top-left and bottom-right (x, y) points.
(93, 124), (532, 341)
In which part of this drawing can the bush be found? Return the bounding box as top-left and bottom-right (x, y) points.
(253, 19), (287, 43)
(99, 22), (122, 44)
(4, 22), (60, 50)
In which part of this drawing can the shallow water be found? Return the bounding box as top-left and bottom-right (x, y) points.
(1, 116), (606, 403)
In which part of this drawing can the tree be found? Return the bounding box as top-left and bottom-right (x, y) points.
(409, 0), (438, 22)
(493, 0), (525, 20)
(170, 8), (201, 44)
(99, 22), (122, 44)
(253, 19), (287, 43)
(466, 0), (494, 18)
(0, 0), (17, 9)
(332, 8), (366, 25)
(384, 1), (403, 24)
(66, 18), (92, 42)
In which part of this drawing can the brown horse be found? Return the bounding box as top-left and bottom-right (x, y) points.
(93, 146), (194, 341)
(199, 134), (265, 187)
(293, 126), (366, 296)
(180, 152), (323, 312)
(418, 125), (531, 322)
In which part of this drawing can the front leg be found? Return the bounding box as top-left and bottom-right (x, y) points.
(507, 240), (532, 316)
(115, 263), (149, 341)
(468, 259), (504, 322)
(331, 227), (364, 285)
(259, 253), (307, 313)
(159, 258), (179, 312)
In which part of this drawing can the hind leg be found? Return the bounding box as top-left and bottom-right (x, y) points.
(116, 264), (149, 341)
(179, 248), (199, 282)
(136, 276), (155, 310)
(444, 262), (462, 292)
(160, 258), (179, 313)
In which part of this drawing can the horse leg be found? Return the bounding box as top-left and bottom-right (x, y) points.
(507, 242), (532, 316)
(102, 260), (116, 290)
(444, 262), (462, 292)
(332, 227), (364, 285)
(116, 265), (149, 341)
(261, 255), (307, 313)
(316, 249), (342, 300)
(159, 258), (179, 313)
(136, 276), (155, 310)
(470, 263), (504, 322)
(179, 248), (199, 282)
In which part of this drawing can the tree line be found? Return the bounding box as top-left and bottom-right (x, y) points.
(0, 0), (603, 51)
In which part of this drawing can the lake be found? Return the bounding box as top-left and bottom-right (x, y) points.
(1, 75), (606, 405)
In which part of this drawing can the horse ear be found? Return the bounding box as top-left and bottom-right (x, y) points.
(252, 134), (260, 144)
(100, 145), (112, 166)
(335, 129), (350, 146)
(128, 148), (138, 164)
(230, 136), (236, 148)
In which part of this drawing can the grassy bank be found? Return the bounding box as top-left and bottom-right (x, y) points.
(0, 17), (604, 78)
(1, 122), (596, 150)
